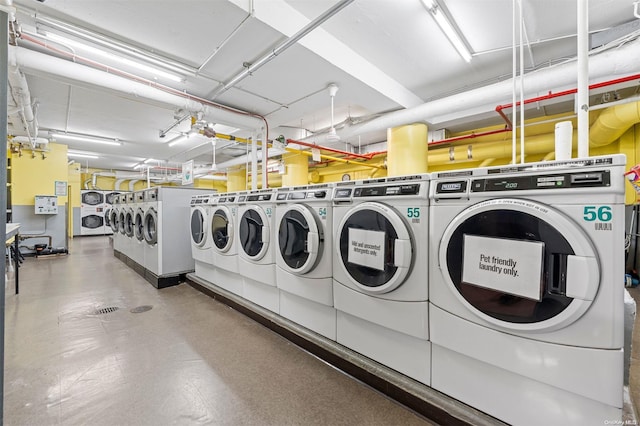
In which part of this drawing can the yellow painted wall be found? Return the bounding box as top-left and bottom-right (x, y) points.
(12, 142), (69, 206)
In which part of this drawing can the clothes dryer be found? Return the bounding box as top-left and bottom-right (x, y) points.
(80, 189), (105, 235)
(275, 184), (336, 339)
(190, 193), (216, 283)
(210, 192), (242, 297)
(428, 155), (626, 425)
(332, 174), (430, 384)
(237, 189), (278, 312)
(142, 187), (210, 288)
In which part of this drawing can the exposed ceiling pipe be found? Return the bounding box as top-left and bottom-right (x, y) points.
(7, 38), (37, 143)
(11, 40), (264, 131)
(333, 35), (640, 142)
(114, 179), (126, 191)
(128, 180), (140, 191)
(577, 0), (589, 157)
(209, 0), (355, 99)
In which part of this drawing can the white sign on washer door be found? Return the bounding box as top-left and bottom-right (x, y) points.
(461, 234), (544, 301)
(348, 228), (385, 271)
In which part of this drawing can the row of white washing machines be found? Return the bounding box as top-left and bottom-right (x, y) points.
(189, 154), (628, 426)
(110, 186), (211, 288)
(79, 189), (122, 235)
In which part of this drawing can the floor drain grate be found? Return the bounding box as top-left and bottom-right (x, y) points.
(95, 306), (119, 315)
(130, 305), (153, 314)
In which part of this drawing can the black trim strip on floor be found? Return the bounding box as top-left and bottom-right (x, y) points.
(186, 277), (504, 426)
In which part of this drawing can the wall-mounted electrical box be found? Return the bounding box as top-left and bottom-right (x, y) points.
(35, 195), (58, 215)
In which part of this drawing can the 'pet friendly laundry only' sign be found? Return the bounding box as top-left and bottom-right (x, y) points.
(461, 234), (544, 301)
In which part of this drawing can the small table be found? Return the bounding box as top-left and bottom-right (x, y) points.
(6, 223), (20, 294)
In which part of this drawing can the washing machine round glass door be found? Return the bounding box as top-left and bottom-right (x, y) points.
(440, 198), (599, 333)
(110, 209), (119, 232)
(337, 201), (413, 294)
(124, 209), (135, 237)
(105, 192), (119, 205)
(82, 214), (104, 229)
(143, 208), (158, 245)
(118, 211), (126, 234)
(278, 204), (321, 275)
(239, 206), (270, 260)
(104, 207), (112, 228)
(134, 208), (145, 241)
(190, 206), (208, 247)
(82, 191), (104, 206)
(211, 206), (234, 253)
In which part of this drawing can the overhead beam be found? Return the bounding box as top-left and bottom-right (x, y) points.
(228, 0), (423, 109)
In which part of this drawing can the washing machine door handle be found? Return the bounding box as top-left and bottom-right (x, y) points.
(261, 223), (270, 244)
(393, 239), (412, 268)
(306, 232), (319, 254)
(565, 255), (598, 301)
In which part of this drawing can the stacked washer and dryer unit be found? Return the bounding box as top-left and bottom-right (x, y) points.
(428, 155), (626, 425)
(80, 190), (122, 235)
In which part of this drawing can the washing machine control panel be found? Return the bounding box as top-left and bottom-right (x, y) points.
(471, 170), (610, 192)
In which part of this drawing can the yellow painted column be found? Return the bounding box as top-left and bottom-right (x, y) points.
(227, 167), (247, 192)
(387, 123), (428, 176)
(281, 152), (308, 187)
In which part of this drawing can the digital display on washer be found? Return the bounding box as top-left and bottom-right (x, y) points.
(461, 234), (544, 301)
(436, 181), (467, 193)
(334, 188), (352, 198)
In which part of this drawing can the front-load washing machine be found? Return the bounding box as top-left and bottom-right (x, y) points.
(111, 194), (123, 255)
(332, 174), (430, 384)
(275, 183), (336, 339)
(237, 189), (278, 312)
(210, 192), (242, 296)
(123, 192), (136, 262)
(190, 193), (216, 283)
(428, 155), (626, 425)
(142, 186), (211, 288)
(103, 191), (121, 235)
(130, 191), (146, 271)
(80, 189), (105, 235)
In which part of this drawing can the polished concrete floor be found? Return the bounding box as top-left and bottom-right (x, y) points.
(4, 236), (433, 425)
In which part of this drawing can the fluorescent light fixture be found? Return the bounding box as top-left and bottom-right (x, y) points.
(67, 152), (99, 159)
(167, 134), (190, 147)
(51, 131), (123, 146)
(45, 32), (183, 83)
(144, 158), (159, 164)
(421, 0), (472, 62)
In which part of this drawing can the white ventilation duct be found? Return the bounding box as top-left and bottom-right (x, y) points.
(7, 46), (38, 143)
(9, 45), (263, 131)
(335, 36), (640, 142)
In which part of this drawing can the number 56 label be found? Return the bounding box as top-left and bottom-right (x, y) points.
(583, 206), (612, 222)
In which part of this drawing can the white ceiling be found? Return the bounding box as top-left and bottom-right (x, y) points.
(7, 0), (640, 172)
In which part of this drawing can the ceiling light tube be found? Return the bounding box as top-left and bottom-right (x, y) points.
(143, 158), (158, 164)
(167, 134), (189, 147)
(67, 152), (99, 159)
(45, 32), (184, 83)
(422, 0), (472, 62)
(51, 131), (123, 146)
